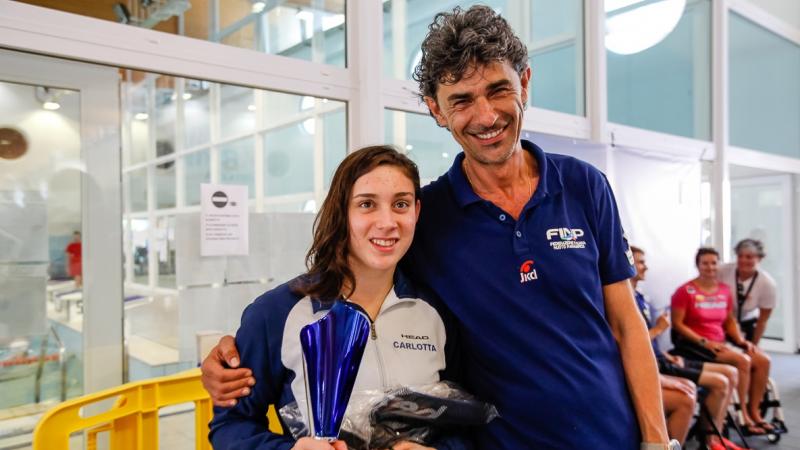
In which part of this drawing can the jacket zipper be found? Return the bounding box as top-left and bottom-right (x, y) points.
(369, 318), (386, 388)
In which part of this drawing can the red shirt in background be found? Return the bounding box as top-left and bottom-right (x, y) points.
(65, 241), (82, 277)
(671, 280), (732, 343)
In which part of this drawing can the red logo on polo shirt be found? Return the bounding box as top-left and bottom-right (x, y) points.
(519, 260), (538, 284)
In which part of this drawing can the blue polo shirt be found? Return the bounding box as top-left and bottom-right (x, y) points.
(404, 140), (639, 449)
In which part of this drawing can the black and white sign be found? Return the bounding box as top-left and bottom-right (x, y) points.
(200, 184), (249, 256)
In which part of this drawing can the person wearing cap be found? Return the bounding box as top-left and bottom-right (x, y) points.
(717, 239), (777, 346)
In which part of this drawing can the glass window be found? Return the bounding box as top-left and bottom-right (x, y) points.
(154, 75), (176, 158)
(127, 168), (148, 213)
(156, 216), (176, 289)
(383, 0), (584, 115)
(155, 159), (176, 209)
(0, 80), (84, 414)
(264, 123), (314, 196)
(27, 1), (346, 67)
(127, 81), (151, 166)
(384, 109), (456, 183)
(729, 13), (800, 158)
(184, 150), (211, 206)
(263, 97), (347, 197)
(323, 109), (347, 189)
(184, 79), (211, 149)
(220, 137), (256, 198)
(220, 85), (256, 140)
(130, 218), (150, 285)
(116, 74), (347, 388)
(731, 174), (792, 341)
(607, 0), (711, 140)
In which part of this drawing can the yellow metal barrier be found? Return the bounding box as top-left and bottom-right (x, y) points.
(33, 368), (283, 449)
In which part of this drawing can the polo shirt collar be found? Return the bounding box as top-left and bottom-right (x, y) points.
(446, 139), (563, 208)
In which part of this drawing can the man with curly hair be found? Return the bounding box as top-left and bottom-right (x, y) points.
(201, 5), (672, 449)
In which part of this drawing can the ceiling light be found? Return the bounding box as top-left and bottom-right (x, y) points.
(302, 118), (315, 134)
(182, 93), (192, 100)
(405, 144), (413, 151)
(43, 101), (60, 111)
(252, 2), (266, 14)
(300, 96), (315, 110)
(296, 10), (314, 23)
(247, 104), (256, 111)
(135, 112), (149, 120)
(605, 0), (686, 55)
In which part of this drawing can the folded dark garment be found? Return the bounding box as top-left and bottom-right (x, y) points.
(371, 389), (496, 426)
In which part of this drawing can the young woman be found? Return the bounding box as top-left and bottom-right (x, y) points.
(209, 146), (467, 450)
(671, 247), (772, 439)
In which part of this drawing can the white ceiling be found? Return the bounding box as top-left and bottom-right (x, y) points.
(742, 0), (800, 30)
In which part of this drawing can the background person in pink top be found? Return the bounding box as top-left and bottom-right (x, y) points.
(670, 247), (773, 436)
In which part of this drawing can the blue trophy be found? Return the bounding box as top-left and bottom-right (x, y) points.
(300, 301), (371, 441)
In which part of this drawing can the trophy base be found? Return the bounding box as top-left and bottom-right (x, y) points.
(313, 436), (337, 443)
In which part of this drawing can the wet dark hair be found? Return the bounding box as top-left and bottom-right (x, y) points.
(734, 238), (765, 259)
(695, 247), (719, 266)
(413, 5), (529, 101)
(292, 146), (420, 301)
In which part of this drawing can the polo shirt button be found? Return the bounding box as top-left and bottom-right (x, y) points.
(515, 231), (522, 238)
(499, 214), (506, 221)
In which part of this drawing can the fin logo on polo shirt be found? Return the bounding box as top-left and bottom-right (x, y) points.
(519, 259), (539, 283)
(545, 227), (587, 250)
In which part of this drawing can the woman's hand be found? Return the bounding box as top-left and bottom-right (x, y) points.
(659, 376), (695, 398)
(707, 342), (726, 353)
(291, 437), (347, 450)
(388, 442), (436, 450)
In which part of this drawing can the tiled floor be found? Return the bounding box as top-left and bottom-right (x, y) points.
(686, 352), (800, 450)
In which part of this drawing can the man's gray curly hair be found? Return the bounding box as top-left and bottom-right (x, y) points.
(413, 5), (529, 101)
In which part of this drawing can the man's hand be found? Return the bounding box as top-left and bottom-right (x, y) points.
(654, 312), (670, 332)
(200, 335), (254, 407)
(290, 437), (347, 450)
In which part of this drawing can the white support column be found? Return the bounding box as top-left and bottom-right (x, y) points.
(346, 0), (384, 151)
(712, 0), (732, 260)
(313, 100), (326, 208)
(585, 0), (608, 146)
(584, 0), (615, 182)
(210, 83), (221, 183)
(146, 76), (158, 288)
(175, 78), (186, 208)
(254, 90), (265, 213)
(391, 0), (407, 79)
(82, 65), (124, 394)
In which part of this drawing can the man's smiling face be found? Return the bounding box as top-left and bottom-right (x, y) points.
(425, 60), (530, 166)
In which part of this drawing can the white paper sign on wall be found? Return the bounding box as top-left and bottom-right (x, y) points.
(200, 184), (249, 256)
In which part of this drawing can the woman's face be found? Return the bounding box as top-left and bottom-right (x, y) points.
(697, 253), (719, 279)
(347, 165), (420, 278)
(736, 249), (760, 273)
